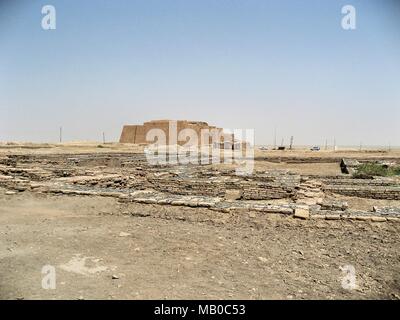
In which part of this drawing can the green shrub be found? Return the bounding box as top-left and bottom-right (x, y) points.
(389, 166), (400, 176)
(353, 163), (400, 178)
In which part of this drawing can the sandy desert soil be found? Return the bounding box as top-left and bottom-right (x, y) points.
(1, 142), (399, 158)
(0, 143), (399, 300)
(1, 189), (399, 300)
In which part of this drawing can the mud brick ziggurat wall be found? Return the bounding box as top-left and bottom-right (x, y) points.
(119, 120), (231, 145)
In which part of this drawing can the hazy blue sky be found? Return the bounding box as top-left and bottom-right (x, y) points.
(0, 0), (399, 146)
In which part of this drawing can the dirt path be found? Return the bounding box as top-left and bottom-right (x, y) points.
(0, 190), (399, 300)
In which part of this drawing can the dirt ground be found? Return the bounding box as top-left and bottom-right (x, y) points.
(1, 142), (399, 159)
(1, 189), (399, 300)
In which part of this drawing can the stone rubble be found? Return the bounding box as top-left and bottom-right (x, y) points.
(0, 153), (399, 222)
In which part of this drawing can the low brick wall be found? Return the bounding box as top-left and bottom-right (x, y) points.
(323, 185), (400, 200)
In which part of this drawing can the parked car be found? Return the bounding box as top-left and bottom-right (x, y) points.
(259, 146), (268, 150)
(310, 146), (320, 151)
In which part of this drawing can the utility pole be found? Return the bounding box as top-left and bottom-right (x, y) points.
(325, 139), (328, 151)
(273, 127), (277, 150)
(333, 137), (336, 152)
(289, 136), (294, 150)
(102, 132), (106, 144)
(59, 126), (62, 143)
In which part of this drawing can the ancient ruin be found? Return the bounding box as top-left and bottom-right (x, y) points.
(119, 120), (235, 147)
(1, 151), (399, 222)
(1, 143), (400, 300)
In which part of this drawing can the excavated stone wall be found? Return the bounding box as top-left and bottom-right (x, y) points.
(321, 177), (400, 200)
(1, 153), (399, 222)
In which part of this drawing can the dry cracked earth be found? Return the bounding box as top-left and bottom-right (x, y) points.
(1, 191), (400, 300)
(0, 145), (399, 300)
